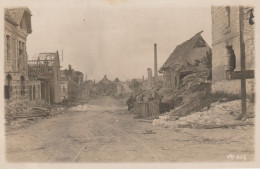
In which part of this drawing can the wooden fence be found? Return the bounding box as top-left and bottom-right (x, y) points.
(133, 101), (159, 117)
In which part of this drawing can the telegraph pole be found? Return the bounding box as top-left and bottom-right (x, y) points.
(231, 6), (254, 118)
(239, 6), (247, 117)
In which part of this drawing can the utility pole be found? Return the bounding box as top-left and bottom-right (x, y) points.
(229, 6), (254, 119)
(62, 49), (64, 62)
(239, 6), (247, 117)
(228, 6), (255, 118)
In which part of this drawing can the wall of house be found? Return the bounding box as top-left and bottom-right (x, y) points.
(162, 68), (180, 90)
(211, 6), (254, 95)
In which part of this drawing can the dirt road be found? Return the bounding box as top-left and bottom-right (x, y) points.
(6, 96), (254, 162)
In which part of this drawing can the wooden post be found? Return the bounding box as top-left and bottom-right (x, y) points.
(239, 6), (247, 117)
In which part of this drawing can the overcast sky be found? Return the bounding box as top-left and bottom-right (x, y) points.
(23, 0), (212, 81)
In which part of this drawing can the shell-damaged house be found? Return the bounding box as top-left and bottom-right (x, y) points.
(4, 7), (32, 103)
(28, 51), (62, 104)
(159, 31), (212, 90)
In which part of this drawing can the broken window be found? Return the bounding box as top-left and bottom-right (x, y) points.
(20, 76), (25, 96)
(6, 35), (10, 62)
(18, 41), (21, 68)
(20, 17), (27, 31)
(225, 7), (231, 28)
(33, 85), (36, 99)
(11, 38), (16, 70)
(5, 74), (12, 99)
(249, 9), (254, 25)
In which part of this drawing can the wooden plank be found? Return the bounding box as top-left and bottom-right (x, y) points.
(231, 70), (254, 79)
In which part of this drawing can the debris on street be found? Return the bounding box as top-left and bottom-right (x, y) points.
(153, 99), (254, 129)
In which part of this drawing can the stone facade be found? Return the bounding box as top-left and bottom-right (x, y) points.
(4, 8), (32, 104)
(211, 6), (255, 95)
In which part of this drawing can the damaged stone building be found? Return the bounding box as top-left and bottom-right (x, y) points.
(159, 31), (212, 90)
(211, 6), (255, 95)
(4, 8), (32, 103)
(28, 51), (62, 104)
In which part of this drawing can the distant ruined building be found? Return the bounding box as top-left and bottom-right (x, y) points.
(96, 75), (116, 96)
(211, 6), (255, 95)
(4, 8), (32, 103)
(62, 65), (84, 100)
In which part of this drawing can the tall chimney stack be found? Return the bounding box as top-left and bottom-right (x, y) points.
(154, 43), (158, 82)
(147, 68), (153, 88)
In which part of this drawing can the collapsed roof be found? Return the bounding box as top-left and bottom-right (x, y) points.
(28, 52), (59, 80)
(159, 31), (211, 73)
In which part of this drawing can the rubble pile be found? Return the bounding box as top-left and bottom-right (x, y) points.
(5, 99), (50, 121)
(153, 99), (254, 129)
(159, 66), (211, 117)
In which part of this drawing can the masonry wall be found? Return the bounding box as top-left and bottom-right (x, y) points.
(211, 6), (254, 95)
(53, 56), (62, 103)
(28, 81), (41, 100)
(162, 68), (179, 90)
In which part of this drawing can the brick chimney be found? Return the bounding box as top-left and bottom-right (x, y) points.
(154, 43), (158, 82)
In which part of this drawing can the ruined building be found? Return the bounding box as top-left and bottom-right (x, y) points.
(159, 31), (212, 90)
(63, 65), (84, 100)
(211, 6), (255, 95)
(96, 75), (116, 96)
(82, 80), (96, 98)
(4, 8), (32, 103)
(28, 51), (62, 104)
(60, 70), (69, 101)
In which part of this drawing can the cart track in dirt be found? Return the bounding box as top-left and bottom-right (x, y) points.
(6, 96), (255, 162)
